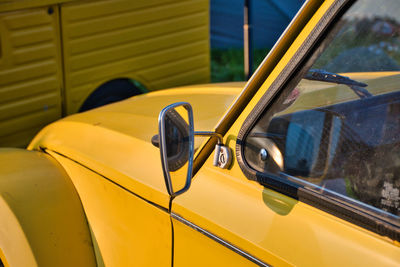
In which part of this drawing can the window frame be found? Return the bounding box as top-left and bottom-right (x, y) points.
(236, 0), (400, 242)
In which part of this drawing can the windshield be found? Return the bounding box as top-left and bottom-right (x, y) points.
(244, 0), (400, 219)
(313, 0), (400, 73)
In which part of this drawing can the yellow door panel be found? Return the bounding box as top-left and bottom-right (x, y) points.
(172, 217), (258, 267)
(61, 0), (210, 114)
(0, 5), (63, 147)
(49, 151), (172, 267)
(172, 1), (400, 265)
(173, 157), (400, 266)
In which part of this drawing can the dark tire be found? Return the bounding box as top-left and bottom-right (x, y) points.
(79, 79), (142, 112)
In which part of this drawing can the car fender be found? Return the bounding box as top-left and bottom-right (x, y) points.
(0, 149), (97, 267)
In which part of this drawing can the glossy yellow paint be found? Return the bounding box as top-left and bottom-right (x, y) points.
(0, 149), (96, 266)
(172, 1), (400, 266)
(3, 0), (399, 265)
(0, 247), (10, 267)
(0, 0), (210, 148)
(173, 217), (258, 267)
(173, 157), (400, 266)
(29, 83), (244, 209)
(48, 151), (172, 266)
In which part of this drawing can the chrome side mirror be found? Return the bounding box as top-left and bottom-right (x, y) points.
(158, 102), (194, 197)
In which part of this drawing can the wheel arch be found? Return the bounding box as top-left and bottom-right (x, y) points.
(78, 77), (149, 112)
(0, 149), (97, 267)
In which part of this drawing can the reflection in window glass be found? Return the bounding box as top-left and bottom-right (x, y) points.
(244, 0), (400, 217)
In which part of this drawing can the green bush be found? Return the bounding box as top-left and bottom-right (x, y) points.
(211, 48), (270, 82)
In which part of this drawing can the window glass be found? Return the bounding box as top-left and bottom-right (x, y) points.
(244, 0), (400, 217)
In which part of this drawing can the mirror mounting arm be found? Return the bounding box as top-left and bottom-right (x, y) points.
(151, 131), (223, 147)
(194, 131), (223, 144)
(194, 131), (232, 169)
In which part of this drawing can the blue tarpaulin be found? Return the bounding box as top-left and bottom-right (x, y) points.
(211, 0), (305, 48)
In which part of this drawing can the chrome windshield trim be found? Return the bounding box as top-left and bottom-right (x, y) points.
(171, 213), (271, 267)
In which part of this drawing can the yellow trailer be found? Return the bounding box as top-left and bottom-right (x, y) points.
(0, 0), (210, 147)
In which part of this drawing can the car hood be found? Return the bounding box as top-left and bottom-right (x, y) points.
(28, 82), (244, 208)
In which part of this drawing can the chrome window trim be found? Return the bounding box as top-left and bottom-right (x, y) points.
(171, 213), (271, 267)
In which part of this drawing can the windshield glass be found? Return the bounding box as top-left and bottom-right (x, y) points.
(314, 0), (400, 73)
(244, 0), (400, 219)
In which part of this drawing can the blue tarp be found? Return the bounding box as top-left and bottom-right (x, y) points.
(211, 0), (305, 48)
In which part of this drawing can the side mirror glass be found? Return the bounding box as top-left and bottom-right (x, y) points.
(158, 102), (194, 197)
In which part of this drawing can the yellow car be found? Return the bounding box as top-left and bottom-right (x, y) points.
(1, 0), (399, 266)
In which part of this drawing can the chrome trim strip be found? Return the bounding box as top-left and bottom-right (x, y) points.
(171, 213), (271, 267)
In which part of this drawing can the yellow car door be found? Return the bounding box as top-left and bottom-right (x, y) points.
(171, 0), (400, 266)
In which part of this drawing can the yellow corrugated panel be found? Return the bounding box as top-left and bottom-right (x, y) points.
(0, 1), (75, 13)
(61, 0), (210, 114)
(0, 5), (63, 147)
